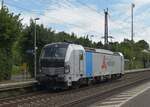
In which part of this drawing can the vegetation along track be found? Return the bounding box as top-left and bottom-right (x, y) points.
(0, 70), (150, 107)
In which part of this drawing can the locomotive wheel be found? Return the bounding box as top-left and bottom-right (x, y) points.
(86, 79), (93, 86)
(72, 81), (80, 89)
(118, 74), (122, 79)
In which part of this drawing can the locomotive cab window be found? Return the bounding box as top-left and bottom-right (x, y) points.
(41, 44), (69, 59)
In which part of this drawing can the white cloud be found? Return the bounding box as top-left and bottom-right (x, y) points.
(20, 12), (41, 26)
(39, 0), (104, 39)
(133, 24), (150, 44)
(108, 0), (150, 44)
(17, 0), (150, 44)
(133, 0), (150, 8)
(113, 3), (131, 17)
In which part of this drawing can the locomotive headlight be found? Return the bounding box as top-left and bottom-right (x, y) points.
(65, 63), (70, 73)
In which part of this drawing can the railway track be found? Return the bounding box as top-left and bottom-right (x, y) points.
(60, 72), (150, 107)
(0, 70), (150, 107)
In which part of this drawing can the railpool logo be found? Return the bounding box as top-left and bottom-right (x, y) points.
(101, 56), (107, 71)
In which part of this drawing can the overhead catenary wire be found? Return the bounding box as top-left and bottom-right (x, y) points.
(3, 0), (107, 41)
(108, 9), (132, 42)
(76, 0), (103, 16)
(43, 0), (103, 23)
(4, 1), (85, 29)
(108, 6), (132, 33)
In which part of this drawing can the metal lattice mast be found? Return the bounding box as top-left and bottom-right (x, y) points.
(104, 8), (109, 45)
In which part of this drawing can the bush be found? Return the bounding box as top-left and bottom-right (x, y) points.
(0, 48), (12, 81)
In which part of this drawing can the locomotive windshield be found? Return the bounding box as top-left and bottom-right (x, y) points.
(41, 43), (68, 59)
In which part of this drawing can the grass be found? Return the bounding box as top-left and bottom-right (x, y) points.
(12, 65), (22, 75)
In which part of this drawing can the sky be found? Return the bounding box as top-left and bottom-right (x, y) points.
(1, 0), (150, 44)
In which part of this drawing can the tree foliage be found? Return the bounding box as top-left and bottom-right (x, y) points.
(0, 6), (23, 80)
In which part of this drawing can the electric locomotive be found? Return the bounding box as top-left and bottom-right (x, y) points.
(37, 42), (124, 89)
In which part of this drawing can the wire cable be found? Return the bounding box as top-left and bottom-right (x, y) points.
(76, 0), (103, 16)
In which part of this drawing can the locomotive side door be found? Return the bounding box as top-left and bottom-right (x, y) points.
(79, 50), (84, 77)
(73, 50), (80, 81)
(73, 50), (84, 81)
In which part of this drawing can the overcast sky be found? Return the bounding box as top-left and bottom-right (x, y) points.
(1, 0), (150, 44)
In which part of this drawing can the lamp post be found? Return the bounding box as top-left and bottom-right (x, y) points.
(34, 18), (40, 78)
(131, 3), (135, 41)
(131, 3), (135, 69)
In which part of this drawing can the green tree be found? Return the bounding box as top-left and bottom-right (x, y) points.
(0, 5), (22, 80)
(18, 19), (56, 76)
(135, 40), (149, 50)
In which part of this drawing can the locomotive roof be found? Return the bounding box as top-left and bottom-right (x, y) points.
(44, 42), (121, 55)
(44, 42), (69, 47)
(84, 47), (113, 54)
(95, 49), (113, 54)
